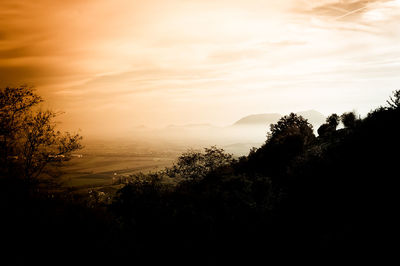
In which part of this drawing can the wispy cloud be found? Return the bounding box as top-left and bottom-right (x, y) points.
(1, 0), (399, 133)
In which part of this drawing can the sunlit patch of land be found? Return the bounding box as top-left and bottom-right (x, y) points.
(58, 140), (181, 188)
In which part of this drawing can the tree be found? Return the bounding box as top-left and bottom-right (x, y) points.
(340, 112), (357, 128)
(317, 113), (340, 137)
(317, 124), (331, 137)
(247, 113), (315, 175)
(266, 113), (315, 148)
(166, 146), (234, 181)
(387, 89), (400, 109)
(0, 86), (82, 180)
(326, 113), (340, 129)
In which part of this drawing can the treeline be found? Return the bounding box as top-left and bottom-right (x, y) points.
(1, 88), (399, 265)
(110, 91), (400, 264)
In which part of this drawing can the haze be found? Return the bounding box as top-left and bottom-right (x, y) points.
(1, 0), (399, 138)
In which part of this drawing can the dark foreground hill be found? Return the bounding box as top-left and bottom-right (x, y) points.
(1, 92), (399, 265)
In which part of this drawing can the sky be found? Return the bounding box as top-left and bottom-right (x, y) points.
(1, 0), (399, 135)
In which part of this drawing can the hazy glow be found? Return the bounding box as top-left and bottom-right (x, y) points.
(1, 0), (399, 136)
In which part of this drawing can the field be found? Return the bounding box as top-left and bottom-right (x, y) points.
(58, 139), (181, 188)
(56, 137), (258, 190)
(60, 155), (175, 187)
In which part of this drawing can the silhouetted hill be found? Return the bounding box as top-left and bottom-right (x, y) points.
(3, 86), (399, 265)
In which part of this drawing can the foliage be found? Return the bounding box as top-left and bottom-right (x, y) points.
(340, 111), (357, 128)
(387, 89), (400, 109)
(317, 123), (332, 137)
(110, 90), (400, 262)
(266, 112), (315, 147)
(244, 113), (315, 176)
(326, 113), (340, 128)
(0, 177), (128, 265)
(165, 145), (234, 181)
(0, 86), (82, 180)
(317, 113), (340, 137)
(4, 87), (400, 264)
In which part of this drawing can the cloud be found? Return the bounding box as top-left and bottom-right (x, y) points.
(298, 0), (389, 17)
(1, 0), (399, 131)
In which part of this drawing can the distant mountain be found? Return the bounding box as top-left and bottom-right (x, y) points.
(233, 113), (282, 126)
(233, 110), (326, 127)
(166, 123), (215, 129)
(296, 110), (326, 125)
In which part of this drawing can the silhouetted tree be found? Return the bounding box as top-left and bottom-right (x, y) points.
(387, 89), (400, 109)
(266, 113), (315, 147)
(166, 146), (234, 181)
(0, 86), (82, 180)
(110, 91), (400, 264)
(326, 113), (340, 128)
(317, 113), (340, 137)
(340, 112), (357, 128)
(246, 113), (315, 176)
(317, 123), (331, 137)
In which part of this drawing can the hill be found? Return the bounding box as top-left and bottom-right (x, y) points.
(233, 110), (325, 127)
(233, 113), (282, 126)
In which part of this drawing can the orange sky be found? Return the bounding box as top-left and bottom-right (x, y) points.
(1, 0), (400, 135)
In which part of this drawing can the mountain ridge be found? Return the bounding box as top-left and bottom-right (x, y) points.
(233, 110), (326, 126)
